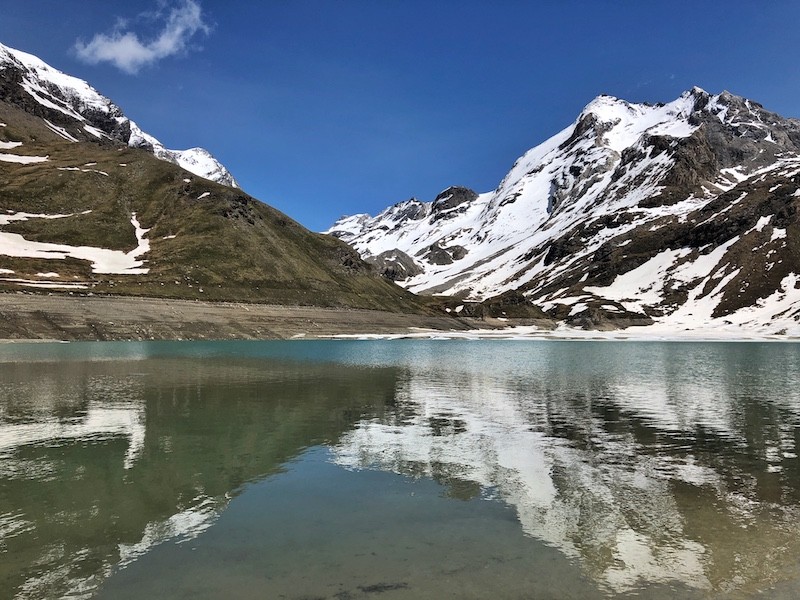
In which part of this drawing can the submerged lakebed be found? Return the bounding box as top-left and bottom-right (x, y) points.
(1, 340), (800, 599)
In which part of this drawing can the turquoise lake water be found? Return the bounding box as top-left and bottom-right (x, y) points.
(1, 340), (800, 599)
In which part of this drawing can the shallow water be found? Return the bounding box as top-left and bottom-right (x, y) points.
(1, 340), (800, 599)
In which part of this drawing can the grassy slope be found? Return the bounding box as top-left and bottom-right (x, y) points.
(0, 102), (429, 312)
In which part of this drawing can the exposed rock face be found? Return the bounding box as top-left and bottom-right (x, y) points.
(419, 243), (469, 265)
(365, 249), (424, 281)
(0, 42), (238, 187)
(430, 186), (478, 222)
(327, 88), (800, 333)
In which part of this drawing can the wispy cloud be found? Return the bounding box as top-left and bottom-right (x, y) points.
(74, 1), (210, 74)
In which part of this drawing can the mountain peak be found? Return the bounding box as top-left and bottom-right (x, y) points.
(579, 93), (629, 119)
(575, 90), (701, 153)
(581, 88), (714, 124)
(687, 85), (709, 97)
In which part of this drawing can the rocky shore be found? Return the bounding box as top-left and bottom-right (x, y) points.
(0, 293), (504, 341)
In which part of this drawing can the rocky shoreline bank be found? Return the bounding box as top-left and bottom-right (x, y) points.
(0, 293), (517, 341)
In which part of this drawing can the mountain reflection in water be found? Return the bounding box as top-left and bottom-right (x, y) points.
(333, 341), (800, 595)
(0, 346), (401, 599)
(1, 340), (799, 599)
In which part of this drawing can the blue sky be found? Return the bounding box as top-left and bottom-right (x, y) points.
(2, 1), (800, 231)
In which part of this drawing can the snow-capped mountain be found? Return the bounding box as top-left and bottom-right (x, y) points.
(0, 42), (237, 186)
(328, 88), (800, 332)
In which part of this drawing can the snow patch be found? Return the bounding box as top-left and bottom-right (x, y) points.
(57, 166), (109, 176)
(42, 118), (78, 142)
(771, 228), (787, 242)
(0, 277), (89, 290)
(719, 167), (749, 184)
(753, 215), (773, 232)
(0, 211), (150, 274)
(569, 302), (588, 316)
(670, 237), (740, 287)
(83, 124), (107, 139)
(0, 153), (48, 164)
(585, 249), (691, 312)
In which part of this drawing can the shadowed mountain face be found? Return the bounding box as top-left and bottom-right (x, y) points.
(0, 43), (426, 311)
(329, 89), (800, 333)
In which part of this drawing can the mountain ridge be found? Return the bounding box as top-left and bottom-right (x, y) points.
(0, 41), (237, 187)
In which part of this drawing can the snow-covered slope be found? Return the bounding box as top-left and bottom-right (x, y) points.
(0, 42), (237, 187)
(328, 88), (800, 332)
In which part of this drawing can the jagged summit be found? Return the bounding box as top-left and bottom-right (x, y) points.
(0, 41), (238, 186)
(328, 88), (800, 334)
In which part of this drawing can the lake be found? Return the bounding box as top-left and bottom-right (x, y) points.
(1, 340), (800, 599)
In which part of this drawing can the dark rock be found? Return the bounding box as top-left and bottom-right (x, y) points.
(432, 186), (478, 211)
(543, 231), (584, 266)
(481, 290), (548, 318)
(450, 245), (468, 261)
(424, 243), (454, 265)
(391, 199), (428, 222)
(430, 186), (478, 222)
(420, 243), (470, 266)
(365, 249), (423, 281)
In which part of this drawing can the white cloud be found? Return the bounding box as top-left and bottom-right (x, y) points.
(74, 0), (210, 74)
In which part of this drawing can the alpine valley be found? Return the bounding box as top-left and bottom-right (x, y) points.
(0, 40), (437, 335)
(328, 88), (800, 335)
(2, 38), (800, 339)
